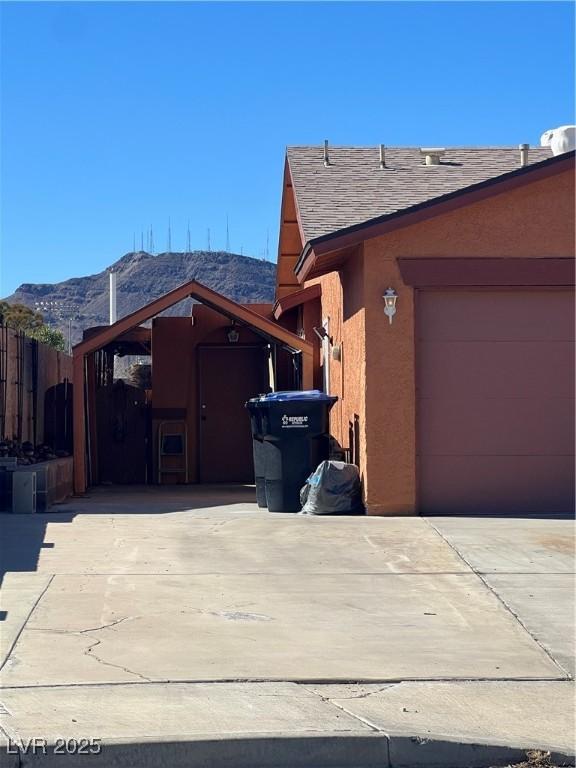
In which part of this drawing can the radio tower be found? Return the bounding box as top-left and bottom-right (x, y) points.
(207, 228), (211, 252)
(225, 215), (230, 252)
(150, 226), (155, 254)
(265, 229), (270, 260)
(141, 231), (144, 252)
(167, 218), (172, 253)
(186, 221), (191, 254)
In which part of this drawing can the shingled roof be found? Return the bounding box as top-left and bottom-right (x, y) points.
(286, 146), (553, 242)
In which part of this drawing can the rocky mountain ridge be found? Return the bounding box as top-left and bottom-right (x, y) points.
(6, 250), (277, 344)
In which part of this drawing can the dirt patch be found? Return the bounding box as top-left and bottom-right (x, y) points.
(492, 750), (572, 768)
(537, 536), (574, 556)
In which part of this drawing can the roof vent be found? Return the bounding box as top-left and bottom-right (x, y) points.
(420, 148), (446, 166)
(519, 143), (529, 167)
(323, 139), (330, 167)
(379, 144), (386, 169)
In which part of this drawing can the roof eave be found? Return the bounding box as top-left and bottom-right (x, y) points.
(272, 283), (321, 319)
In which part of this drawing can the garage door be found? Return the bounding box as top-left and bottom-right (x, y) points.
(417, 289), (575, 515)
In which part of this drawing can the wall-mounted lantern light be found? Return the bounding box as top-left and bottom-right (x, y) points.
(227, 323), (240, 343)
(313, 326), (332, 344)
(383, 288), (398, 325)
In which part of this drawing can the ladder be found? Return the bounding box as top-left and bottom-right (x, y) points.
(158, 421), (188, 483)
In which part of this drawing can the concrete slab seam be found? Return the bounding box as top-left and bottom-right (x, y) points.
(1, 674), (571, 691)
(425, 518), (573, 680)
(0, 575), (55, 674)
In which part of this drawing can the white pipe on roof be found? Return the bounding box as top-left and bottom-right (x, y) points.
(109, 270), (117, 325)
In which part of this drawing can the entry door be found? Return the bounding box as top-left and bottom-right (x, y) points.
(417, 289), (575, 516)
(198, 346), (269, 483)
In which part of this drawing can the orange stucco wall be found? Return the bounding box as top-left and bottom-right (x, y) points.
(362, 167), (575, 514)
(306, 167), (575, 515)
(305, 250), (368, 483)
(151, 306), (271, 482)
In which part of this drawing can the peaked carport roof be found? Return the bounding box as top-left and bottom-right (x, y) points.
(73, 278), (313, 358)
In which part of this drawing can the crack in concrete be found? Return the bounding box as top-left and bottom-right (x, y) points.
(303, 687), (383, 734)
(28, 617), (134, 635)
(302, 683), (399, 705)
(324, 685), (398, 701)
(77, 617), (133, 634)
(22, 616), (151, 684)
(83, 635), (152, 683)
(425, 519), (573, 681)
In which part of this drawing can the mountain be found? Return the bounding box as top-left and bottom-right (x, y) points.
(5, 251), (277, 345)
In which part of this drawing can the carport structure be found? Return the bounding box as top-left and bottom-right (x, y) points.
(72, 279), (314, 494)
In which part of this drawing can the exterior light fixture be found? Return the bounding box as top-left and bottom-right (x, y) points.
(383, 288), (398, 324)
(313, 326), (332, 344)
(226, 324), (239, 343)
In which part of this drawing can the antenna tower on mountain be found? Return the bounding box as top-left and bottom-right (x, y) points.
(167, 218), (172, 253)
(187, 221), (191, 253)
(207, 228), (211, 252)
(226, 215), (230, 252)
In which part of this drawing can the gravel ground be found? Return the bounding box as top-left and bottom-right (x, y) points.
(492, 751), (571, 768)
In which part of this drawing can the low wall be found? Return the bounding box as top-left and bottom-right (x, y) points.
(34, 457), (74, 507)
(0, 457), (73, 512)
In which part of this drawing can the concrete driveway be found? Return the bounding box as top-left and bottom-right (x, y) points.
(0, 486), (574, 767)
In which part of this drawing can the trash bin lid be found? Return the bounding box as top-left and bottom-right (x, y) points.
(264, 390), (337, 402)
(245, 394), (271, 409)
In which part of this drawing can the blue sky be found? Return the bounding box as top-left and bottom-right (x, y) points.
(1, 1), (574, 295)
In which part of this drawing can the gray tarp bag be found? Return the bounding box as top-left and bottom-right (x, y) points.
(300, 460), (364, 515)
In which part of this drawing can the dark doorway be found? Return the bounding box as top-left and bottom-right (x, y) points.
(198, 346), (269, 483)
(96, 380), (150, 484)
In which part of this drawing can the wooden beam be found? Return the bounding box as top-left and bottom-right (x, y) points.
(276, 255), (301, 286)
(73, 353), (86, 494)
(273, 284), (321, 320)
(301, 350), (314, 390)
(279, 222), (302, 255)
(74, 279), (312, 359)
(86, 353), (98, 485)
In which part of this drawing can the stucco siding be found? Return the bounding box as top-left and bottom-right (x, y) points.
(362, 167), (575, 515)
(307, 258), (368, 492)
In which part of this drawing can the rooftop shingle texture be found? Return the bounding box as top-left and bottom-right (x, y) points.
(286, 146), (553, 242)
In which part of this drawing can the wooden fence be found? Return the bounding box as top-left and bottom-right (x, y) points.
(0, 323), (73, 447)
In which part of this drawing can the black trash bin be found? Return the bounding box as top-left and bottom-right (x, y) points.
(260, 391), (337, 513)
(246, 396), (268, 508)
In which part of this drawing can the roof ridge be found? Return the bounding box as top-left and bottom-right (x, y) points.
(287, 145), (551, 150)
